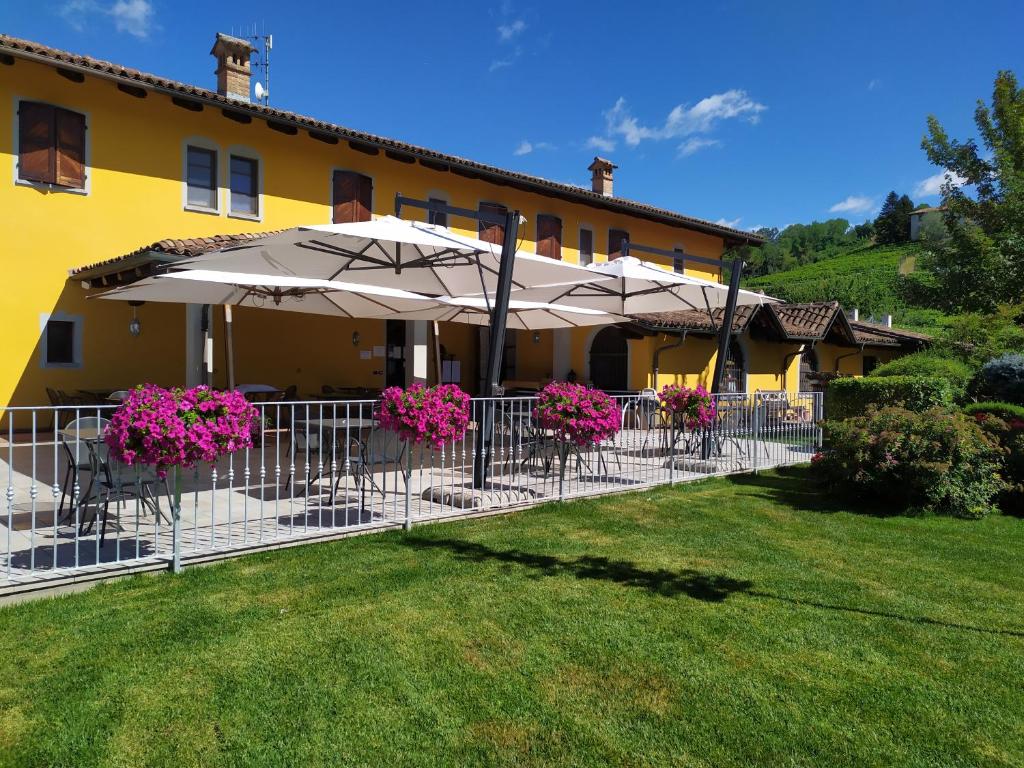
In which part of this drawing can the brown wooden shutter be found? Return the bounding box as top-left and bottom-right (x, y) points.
(332, 171), (373, 223)
(55, 108), (86, 188)
(536, 215), (562, 259)
(609, 228), (629, 260)
(479, 203), (507, 244)
(18, 101), (55, 184)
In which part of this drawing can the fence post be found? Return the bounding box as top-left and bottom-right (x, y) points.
(403, 441), (413, 531)
(171, 467), (182, 574)
(752, 394), (761, 475)
(668, 416), (675, 485)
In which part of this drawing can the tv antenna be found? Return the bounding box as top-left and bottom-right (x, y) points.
(237, 21), (273, 106)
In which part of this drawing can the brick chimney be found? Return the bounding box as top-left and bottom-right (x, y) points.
(588, 157), (617, 197)
(211, 33), (255, 102)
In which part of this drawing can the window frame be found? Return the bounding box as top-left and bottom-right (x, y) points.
(182, 138), (220, 215)
(39, 312), (83, 369)
(578, 226), (594, 266)
(12, 97), (90, 195)
(331, 168), (374, 223)
(535, 213), (563, 260)
(227, 146), (263, 221)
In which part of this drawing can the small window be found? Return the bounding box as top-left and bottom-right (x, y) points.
(333, 171), (373, 223)
(673, 247), (685, 274)
(229, 155), (259, 217)
(41, 316), (81, 368)
(428, 197), (448, 227)
(863, 355), (879, 376)
(186, 146), (218, 210)
(17, 101), (87, 189)
(479, 202), (508, 245)
(609, 228), (629, 260)
(579, 228), (594, 266)
(536, 215), (562, 260)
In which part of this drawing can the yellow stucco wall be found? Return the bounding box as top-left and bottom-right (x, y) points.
(1, 55), (730, 408)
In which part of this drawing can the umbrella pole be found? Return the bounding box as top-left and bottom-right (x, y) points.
(224, 304), (236, 391)
(475, 210), (520, 488)
(432, 321), (443, 385)
(705, 258), (744, 460)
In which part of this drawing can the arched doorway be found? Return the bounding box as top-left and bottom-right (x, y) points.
(799, 348), (819, 391)
(722, 339), (746, 393)
(589, 327), (628, 391)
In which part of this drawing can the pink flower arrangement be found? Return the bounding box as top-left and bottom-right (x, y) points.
(105, 384), (259, 477)
(533, 381), (622, 447)
(378, 383), (471, 447)
(658, 384), (717, 429)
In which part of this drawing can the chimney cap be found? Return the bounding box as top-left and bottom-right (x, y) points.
(211, 33), (256, 56)
(588, 156), (618, 172)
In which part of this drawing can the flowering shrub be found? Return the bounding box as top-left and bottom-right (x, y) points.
(968, 404), (1024, 514)
(105, 384), (259, 477)
(533, 381), (621, 447)
(658, 384), (717, 429)
(378, 383), (470, 447)
(817, 406), (1004, 519)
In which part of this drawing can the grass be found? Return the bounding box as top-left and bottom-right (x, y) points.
(1, 467), (1022, 767)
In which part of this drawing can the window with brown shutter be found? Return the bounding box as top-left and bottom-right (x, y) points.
(536, 215), (562, 260)
(479, 202), (507, 245)
(609, 228), (629, 260)
(17, 101), (86, 189)
(578, 228), (594, 266)
(332, 171), (373, 223)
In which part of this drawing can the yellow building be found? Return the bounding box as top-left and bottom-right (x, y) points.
(0, 33), (923, 410)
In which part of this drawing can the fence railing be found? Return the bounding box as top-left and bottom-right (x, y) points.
(1, 391), (822, 591)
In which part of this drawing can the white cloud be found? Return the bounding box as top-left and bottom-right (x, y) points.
(489, 58), (513, 72)
(513, 140), (555, 156)
(677, 137), (721, 157)
(829, 195), (875, 214)
(913, 170), (967, 198)
(868, 78), (880, 91)
(585, 136), (616, 153)
(498, 19), (526, 41)
(59, 0), (154, 38)
(715, 217), (742, 229)
(601, 91), (766, 148)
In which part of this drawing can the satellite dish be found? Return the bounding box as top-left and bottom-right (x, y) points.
(254, 81), (266, 101)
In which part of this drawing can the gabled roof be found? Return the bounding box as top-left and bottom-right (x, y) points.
(630, 305), (759, 334)
(849, 319), (931, 346)
(766, 301), (856, 343)
(0, 34), (764, 247)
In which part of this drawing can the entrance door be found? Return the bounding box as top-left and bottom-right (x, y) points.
(386, 320), (406, 387)
(799, 349), (819, 391)
(589, 327), (628, 391)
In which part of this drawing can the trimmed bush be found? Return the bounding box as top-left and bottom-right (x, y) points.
(869, 352), (973, 400)
(963, 401), (1024, 423)
(966, 404), (1024, 514)
(817, 406), (1004, 518)
(825, 375), (954, 420)
(972, 354), (1024, 405)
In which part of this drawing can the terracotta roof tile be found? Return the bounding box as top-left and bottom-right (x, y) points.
(630, 305), (758, 333)
(0, 33), (764, 247)
(70, 231), (277, 277)
(769, 301), (842, 339)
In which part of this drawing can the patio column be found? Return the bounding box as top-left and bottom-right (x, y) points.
(185, 304), (205, 387)
(552, 329), (571, 381)
(407, 320), (429, 385)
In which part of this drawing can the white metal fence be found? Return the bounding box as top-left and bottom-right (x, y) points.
(1, 391), (822, 594)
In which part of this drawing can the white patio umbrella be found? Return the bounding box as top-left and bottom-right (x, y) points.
(179, 216), (611, 298)
(506, 256), (775, 315)
(94, 269), (439, 317)
(387, 296), (627, 330)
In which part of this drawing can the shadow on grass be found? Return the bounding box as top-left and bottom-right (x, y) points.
(725, 467), (903, 517)
(403, 536), (1024, 638)
(401, 537), (753, 602)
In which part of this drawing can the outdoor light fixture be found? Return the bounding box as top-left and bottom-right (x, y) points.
(352, 331), (361, 346)
(532, 331), (541, 344)
(128, 302), (143, 337)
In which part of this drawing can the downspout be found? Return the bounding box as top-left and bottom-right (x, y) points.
(833, 343), (865, 374)
(652, 330), (687, 388)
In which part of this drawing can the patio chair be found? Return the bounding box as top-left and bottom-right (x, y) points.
(500, 408), (554, 477)
(57, 415), (108, 522)
(79, 445), (172, 544)
(352, 423), (407, 509)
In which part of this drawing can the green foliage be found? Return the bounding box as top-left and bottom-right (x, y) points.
(818, 406), (1004, 518)
(919, 70), (1024, 312)
(825, 375), (954, 420)
(930, 304), (1024, 366)
(963, 401), (1024, 421)
(874, 191), (916, 245)
(973, 353), (1024, 404)
(731, 218), (864, 278)
(868, 352), (973, 400)
(969, 409), (1024, 512)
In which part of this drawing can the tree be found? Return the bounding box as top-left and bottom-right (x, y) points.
(875, 191), (915, 244)
(853, 221), (875, 240)
(919, 70), (1024, 312)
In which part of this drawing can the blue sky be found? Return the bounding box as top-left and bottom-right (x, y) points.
(4, 0), (1023, 230)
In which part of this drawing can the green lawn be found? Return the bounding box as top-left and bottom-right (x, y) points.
(2, 468), (1022, 767)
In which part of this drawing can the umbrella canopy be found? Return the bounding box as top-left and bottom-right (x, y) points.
(178, 216), (610, 297)
(386, 296), (627, 331)
(506, 256), (775, 315)
(95, 269), (439, 317)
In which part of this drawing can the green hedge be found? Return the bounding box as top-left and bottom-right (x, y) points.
(869, 352), (973, 401)
(825, 375), (954, 420)
(963, 401), (1024, 422)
